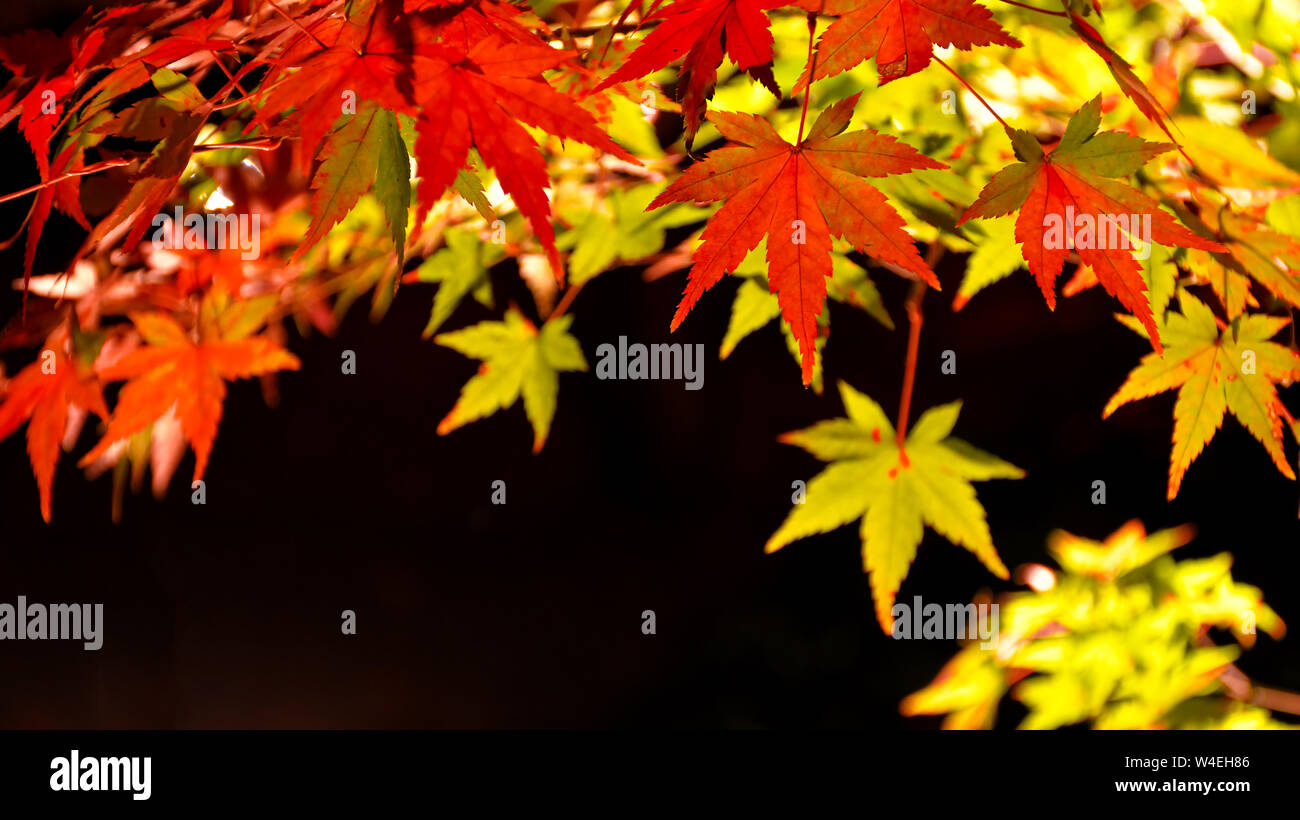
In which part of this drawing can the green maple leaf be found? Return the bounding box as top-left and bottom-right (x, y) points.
(373, 107), (411, 268)
(558, 183), (707, 286)
(293, 105), (409, 264)
(720, 243), (891, 393)
(1104, 290), (1300, 500)
(435, 308), (587, 452)
(766, 381), (1023, 632)
(416, 228), (502, 337)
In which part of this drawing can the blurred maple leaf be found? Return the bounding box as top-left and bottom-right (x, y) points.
(80, 293), (299, 483)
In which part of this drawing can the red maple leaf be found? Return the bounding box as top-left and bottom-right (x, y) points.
(406, 0), (544, 49)
(0, 19), (113, 290)
(793, 0), (1021, 93)
(254, 0), (418, 175)
(410, 35), (638, 278)
(649, 93), (944, 384)
(593, 0), (788, 142)
(0, 350), (107, 522)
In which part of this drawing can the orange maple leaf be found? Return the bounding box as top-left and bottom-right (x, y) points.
(793, 0), (1021, 93)
(80, 310), (299, 483)
(0, 350), (108, 522)
(649, 93), (944, 385)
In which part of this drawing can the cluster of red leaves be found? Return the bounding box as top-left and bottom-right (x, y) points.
(0, 0), (639, 520)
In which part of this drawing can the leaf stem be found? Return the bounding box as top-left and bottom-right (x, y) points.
(0, 158), (133, 206)
(895, 279), (927, 457)
(896, 245), (945, 456)
(932, 55), (1012, 133)
(796, 13), (818, 144)
(548, 280), (585, 323)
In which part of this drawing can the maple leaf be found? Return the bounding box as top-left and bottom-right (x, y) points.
(557, 182), (710, 285)
(593, 0), (786, 141)
(1180, 205), (1300, 321)
(412, 227), (502, 337)
(406, 0), (542, 49)
(291, 104), (410, 264)
(410, 35), (638, 279)
(435, 308), (588, 452)
(0, 17), (112, 178)
(79, 295), (300, 484)
(1104, 291), (1300, 500)
(254, 0), (417, 175)
(792, 0), (1021, 94)
(958, 96), (1225, 351)
(0, 19), (117, 293)
(766, 380), (1023, 631)
(649, 93), (944, 385)
(0, 349), (107, 522)
(904, 520), (1287, 729)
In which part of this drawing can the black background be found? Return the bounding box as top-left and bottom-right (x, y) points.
(1, 0), (1297, 730)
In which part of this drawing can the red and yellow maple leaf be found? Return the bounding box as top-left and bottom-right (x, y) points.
(793, 0), (1021, 93)
(649, 93), (944, 384)
(1105, 291), (1300, 500)
(411, 35), (638, 278)
(0, 349), (107, 522)
(594, 0), (787, 141)
(958, 96), (1225, 351)
(80, 300), (299, 484)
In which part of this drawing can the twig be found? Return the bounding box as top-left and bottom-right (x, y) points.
(264, 0), (328, 51)
(548, 280), (585, 323)
(932, 54), (1013, 133)
(997, 0), (1067, 16)
(895, 245), (945, 459)
(0, 158), (133, 206)
(895, 279), (927, 460)
(796, 13), (819, 144)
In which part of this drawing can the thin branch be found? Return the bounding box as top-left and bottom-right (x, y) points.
(932, 54), (1013, 133)
(548, 280), (585, 323)
(194, 137), (284, 152)
(264, 0), (328, 51)
(796, 13), (819, 144)
(895, 279), (927, 460)
(0, 158), (133, 207)
(997, 0), (1067, 16)
(895, 245), (945, 459)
